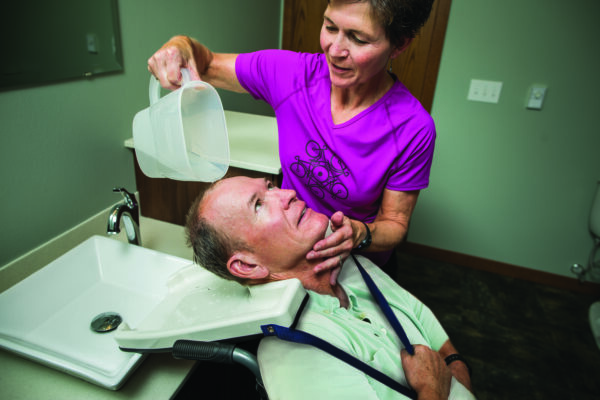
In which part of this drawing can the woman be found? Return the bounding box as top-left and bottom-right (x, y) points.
(148, 0), (435, 282)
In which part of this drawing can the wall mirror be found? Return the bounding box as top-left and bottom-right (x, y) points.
(1, 0), (123, 90)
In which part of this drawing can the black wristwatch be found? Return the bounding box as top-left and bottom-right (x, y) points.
(355, 221), (372, 250)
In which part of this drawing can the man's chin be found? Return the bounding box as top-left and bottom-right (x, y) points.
(322, 219), (335, 238)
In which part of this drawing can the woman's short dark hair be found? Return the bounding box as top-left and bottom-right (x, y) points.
(329, 0), (434, 48)
(185, 185), (250, 284)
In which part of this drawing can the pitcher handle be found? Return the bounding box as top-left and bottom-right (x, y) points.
(149, 68), (192, 105)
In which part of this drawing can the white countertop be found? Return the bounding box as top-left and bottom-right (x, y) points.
(0, 213), (196, 399)
(0, 350), (194, 400)
(125, 110), (281, 175)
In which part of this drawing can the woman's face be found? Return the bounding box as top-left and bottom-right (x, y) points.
(320, 1), (398, 90)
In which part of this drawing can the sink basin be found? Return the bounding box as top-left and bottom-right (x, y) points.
(0, 235), (192, 390)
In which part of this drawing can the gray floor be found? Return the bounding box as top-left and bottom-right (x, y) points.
(393, 249), (600, 399)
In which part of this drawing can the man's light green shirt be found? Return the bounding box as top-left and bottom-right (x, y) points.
(258, 255), (475, 399)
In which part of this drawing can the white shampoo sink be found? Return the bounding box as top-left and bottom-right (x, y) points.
(0, 235), (192, 390)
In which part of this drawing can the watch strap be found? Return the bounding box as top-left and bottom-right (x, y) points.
(355, 221), (372, 250)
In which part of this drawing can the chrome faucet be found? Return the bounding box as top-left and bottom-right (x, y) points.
(107, 188), (142, 246)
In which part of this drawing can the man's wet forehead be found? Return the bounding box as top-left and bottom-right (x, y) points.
(203, 177), (258, 218)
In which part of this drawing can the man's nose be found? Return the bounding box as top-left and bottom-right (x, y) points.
(274, 188), (297, 209)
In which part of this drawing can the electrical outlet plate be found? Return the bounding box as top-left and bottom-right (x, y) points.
(526, 85), (547, 110)
(467, 79), (503, 104)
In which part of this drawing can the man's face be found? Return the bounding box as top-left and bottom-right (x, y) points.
(201, 177), (330, 271)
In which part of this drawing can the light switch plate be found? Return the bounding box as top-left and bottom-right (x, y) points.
(467, 79), (503, 104)
(86, 33), (98, 54)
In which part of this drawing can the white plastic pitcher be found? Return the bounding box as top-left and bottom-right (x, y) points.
(132, 69), (229, 181)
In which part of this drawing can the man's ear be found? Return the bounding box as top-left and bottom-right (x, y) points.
(390, 37), (413, 60)
(227, 252), (270, 280)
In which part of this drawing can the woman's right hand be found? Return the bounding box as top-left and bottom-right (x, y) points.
(308, 211), (355, 285)
(147, 36), (212, 90)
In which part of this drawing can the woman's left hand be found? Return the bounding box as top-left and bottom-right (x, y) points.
(307, 211), (355, 285)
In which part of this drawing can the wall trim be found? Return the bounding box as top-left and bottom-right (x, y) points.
(401, 242), (600, 296)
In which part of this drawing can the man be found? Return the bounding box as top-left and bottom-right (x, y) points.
(186, 176), (474, 399)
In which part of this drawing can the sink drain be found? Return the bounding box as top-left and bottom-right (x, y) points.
(90, 312), (123, 333)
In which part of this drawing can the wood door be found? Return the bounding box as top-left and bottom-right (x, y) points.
(282, 0), (452, 112)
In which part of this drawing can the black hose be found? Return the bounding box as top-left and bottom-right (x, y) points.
(172, 340), (235, 364)
(172, 340), (268, 399)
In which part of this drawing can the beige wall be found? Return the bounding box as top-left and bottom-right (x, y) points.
(409, 0), (600, 278)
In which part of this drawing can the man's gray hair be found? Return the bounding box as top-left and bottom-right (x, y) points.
(185, 183), (250, 284)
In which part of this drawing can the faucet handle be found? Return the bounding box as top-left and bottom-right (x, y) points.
(112, 187), (138, 209)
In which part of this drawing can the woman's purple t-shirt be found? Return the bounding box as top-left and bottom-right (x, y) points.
(236, 50), (435, 265)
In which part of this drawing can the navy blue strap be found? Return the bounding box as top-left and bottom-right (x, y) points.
(262, 324), (417, 399)
(351, 254), (415, 355)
